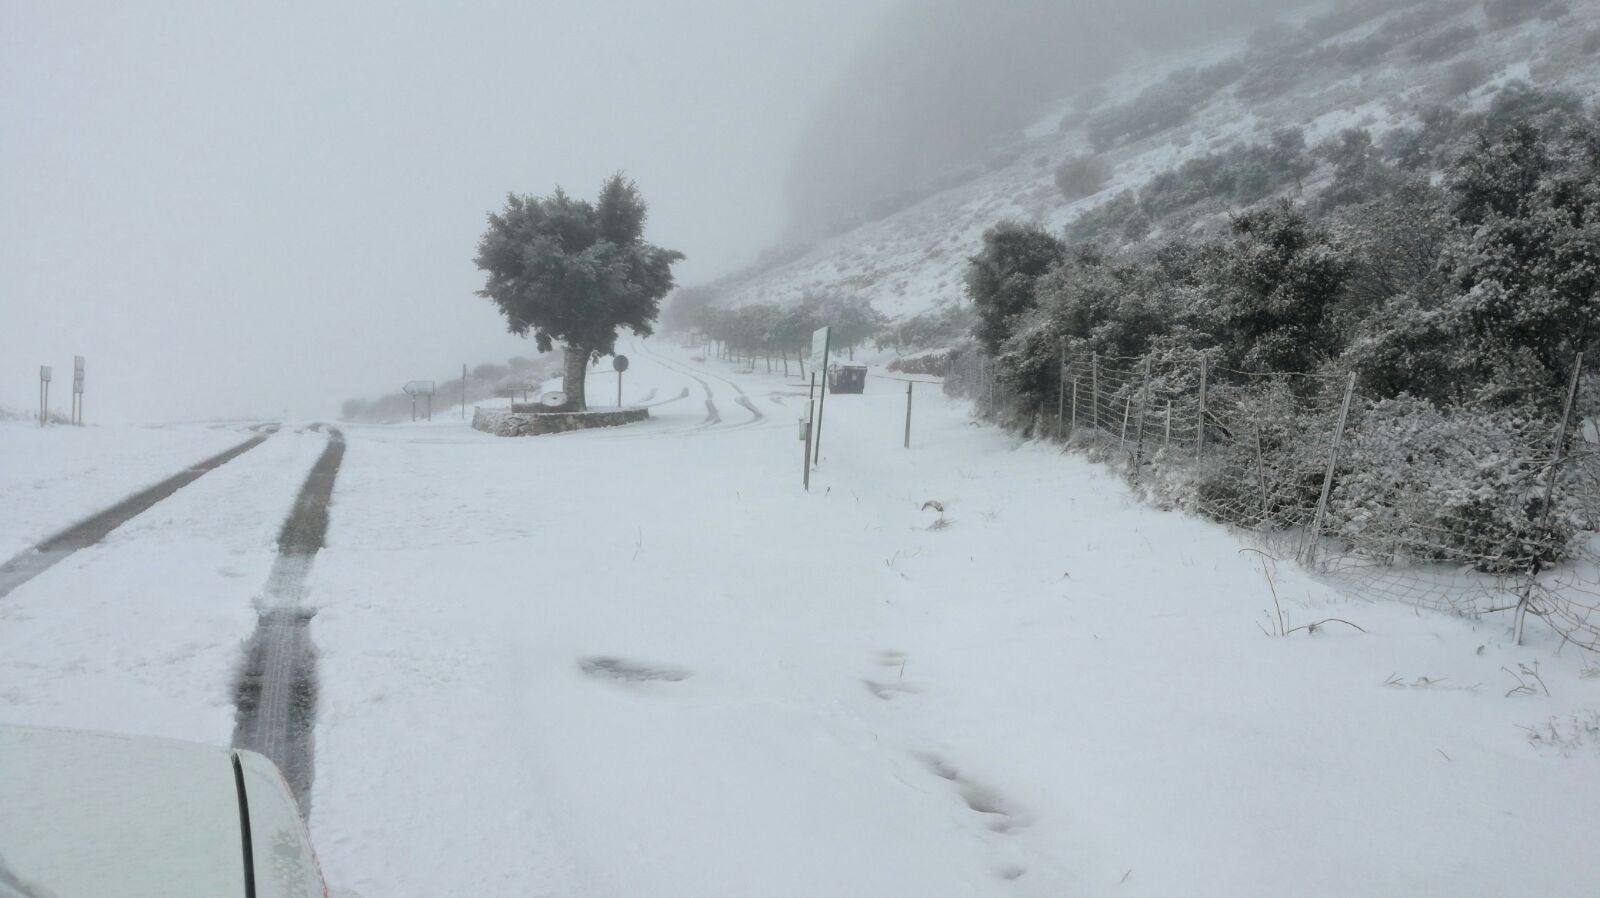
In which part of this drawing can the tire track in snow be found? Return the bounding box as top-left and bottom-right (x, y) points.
(635, 340), (765, 428)
(232, 425), (345, 813)
(0, 427), (280, 600)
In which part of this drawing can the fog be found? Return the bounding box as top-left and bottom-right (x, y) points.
(785, 0), (1282, 239)
(1, 0), (894, 422)
(4, 0), (1278, 423)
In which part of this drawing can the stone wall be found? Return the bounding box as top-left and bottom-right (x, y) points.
(472, 406), (649, 437)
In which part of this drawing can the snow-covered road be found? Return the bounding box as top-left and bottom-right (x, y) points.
(2, 345), (1598, 897)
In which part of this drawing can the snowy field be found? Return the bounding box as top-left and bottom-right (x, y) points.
(0, 419), (264, 559)
(2, 346), (1598, 896)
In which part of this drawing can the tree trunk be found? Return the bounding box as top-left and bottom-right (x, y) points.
(562, 344), (588, 409)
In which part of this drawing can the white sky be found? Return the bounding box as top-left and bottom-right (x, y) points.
(1, 0), (894, 421)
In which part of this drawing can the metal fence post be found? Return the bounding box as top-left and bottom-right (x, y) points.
(1514, 350), (1585, 644)
(903, 381), (913, 449)
(1131, 358), (1153, 473)
(1070, 378), (1079, 438)
(1057, 340), (1066, 440)
(1196, 354), (1208, 462)
(1091, 354), (1100, 434)
(1302, 372), (1358, 567)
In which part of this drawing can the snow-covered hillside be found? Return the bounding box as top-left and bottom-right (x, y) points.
(704, 0), (1600, 322)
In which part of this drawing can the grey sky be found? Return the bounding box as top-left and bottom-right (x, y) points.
(1, 0), (894, 421)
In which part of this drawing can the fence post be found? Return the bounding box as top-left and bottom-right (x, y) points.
(1302, 372), (1358, 567)
(986, 359), (994, 419)
(1196, 354), (1208, 462)
(1070, 378), (1079, 438)
(1131, 358), (1153, 474)
(1165, 399), (1172, 448)
(1057, 339), (1067, 440)
(1254, 422), (1270, 523)
(903, 381), (913, 449)
(1120, 394), (1131, 449)
(1513, 350), (1585, 644)
(1091, 354), (1100, 434)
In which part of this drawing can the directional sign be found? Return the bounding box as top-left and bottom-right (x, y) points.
(39, 365), (52, 383)
(808, 326), (831, 371)
(402, 380), (435, 396)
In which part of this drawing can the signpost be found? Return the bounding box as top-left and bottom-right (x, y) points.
(402, 380), (436, 421)
(613, 354), (630, 407)
(38, 365), (52, 427)
(808, 326), (831, 466)
(72, 356), (84, 425)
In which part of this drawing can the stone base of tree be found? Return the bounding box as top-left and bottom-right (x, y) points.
(472, 406), (648, 437)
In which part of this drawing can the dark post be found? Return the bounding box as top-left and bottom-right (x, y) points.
(904, 381), (914, 449)
(803, 400), (815, 491)
(1057, 340), (1067, 440)
(813, 331), (832, 467)
(461, 364), (467, 420)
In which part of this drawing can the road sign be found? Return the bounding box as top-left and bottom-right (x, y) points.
(39, 365), (52, 383)
(613, 355), (629, 373)
(71, 356), (85, 425)
(809, 327), (833, 466)
(402, 380), (436, 421)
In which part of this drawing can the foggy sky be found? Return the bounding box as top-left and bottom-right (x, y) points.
(1, 0), (896, 422)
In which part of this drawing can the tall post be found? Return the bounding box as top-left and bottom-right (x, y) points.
(1165, 399), (1172, 447)
(1254, 422), (1270, 522)
(1131, 359), (1153, 473)
(1514, 351), (1584, 644)
(803, 399), (815, 491)
(813, 330), (831, 467)
(986, 359), (994, 418)
(904, 381), (914, 449)
(1302, 372), (1358, 567)
(617, 369), (623, 408)
(1196, 355), (1208, 462)
(1091, 354), (1100, 434)
(461, 364), (467, 420)
(1069, 378), (1079, 437)
(1057, 340), (1067, 440)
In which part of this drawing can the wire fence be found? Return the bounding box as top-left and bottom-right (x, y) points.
(944, 344), (1600, 650)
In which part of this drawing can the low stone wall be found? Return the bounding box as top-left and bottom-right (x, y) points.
(472, 405), (649, 437)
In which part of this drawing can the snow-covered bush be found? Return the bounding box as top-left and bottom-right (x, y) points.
(1054, 154), (1111, 201)
(1332, 397), (1578, 569)
(1408, 24), (1478, 61)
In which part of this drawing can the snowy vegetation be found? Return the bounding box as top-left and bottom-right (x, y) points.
(962, 105), (1598, 622)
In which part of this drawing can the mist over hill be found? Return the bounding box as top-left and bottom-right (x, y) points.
(783, 0), (1281, 240)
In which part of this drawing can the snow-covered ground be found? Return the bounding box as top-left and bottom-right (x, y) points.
(0, 419), (264, 559)
(2, 346), (1598, 896)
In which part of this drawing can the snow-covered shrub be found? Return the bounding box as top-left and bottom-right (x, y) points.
(1408, 24), (1478, 61)
(1189, 378), (1342, 529)
(1084, 63), (1241, 151)
(1331, 397), (1577, 569)
(1054, 154), (1111, 201)
(1483, 0), (1559, 28)
(1442, 58), (1490, 96)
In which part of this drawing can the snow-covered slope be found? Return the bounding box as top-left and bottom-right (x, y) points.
(706, 0), (1600, 322)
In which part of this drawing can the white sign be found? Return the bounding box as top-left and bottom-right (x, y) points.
(402, 380), (435, 396)
(808, 326), (831, 371)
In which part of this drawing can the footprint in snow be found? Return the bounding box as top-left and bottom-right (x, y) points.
(578, 656), (692, 684)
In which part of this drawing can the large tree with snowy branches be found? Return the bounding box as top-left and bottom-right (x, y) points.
(474, 174), (683, 409)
